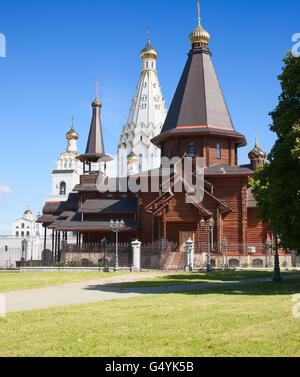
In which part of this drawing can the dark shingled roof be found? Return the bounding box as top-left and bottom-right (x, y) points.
(152, 46), (246, 147)
(77, 98), (113, 163)
(49, 217), (138, 232)
(78, 198), (137, 214)
(42, 193), (78, 216)
(204, 164), (254, 176)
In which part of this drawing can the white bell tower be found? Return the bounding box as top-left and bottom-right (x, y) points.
(51, 118), (83, 200)
(118, 27), (167, 177)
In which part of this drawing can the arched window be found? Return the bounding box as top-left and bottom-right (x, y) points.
(26, 231), (30, 237)
(188, 143), (195, 157)
(4, 246), (8, 252)
(16, 232), (19, 237)
(139, 154), (143, 172)
(21, 223), (25, 229)
(21, 231), (25, 237)
(167, 146), (172, 159)
(217, 144), (222, 159)
(59, 182), (66, 196)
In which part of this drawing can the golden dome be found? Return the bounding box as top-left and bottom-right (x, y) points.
(140, 40), (157, 60)
(189, 24), (210, 45)
(248, 138), (266, 160)
(189, 3), (210, 45)
(24, 210), (32, 215)
(127, 151), (138, 161)
(66, 118), (79, 140)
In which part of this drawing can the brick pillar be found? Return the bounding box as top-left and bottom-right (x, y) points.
(131, 240), (141, 272)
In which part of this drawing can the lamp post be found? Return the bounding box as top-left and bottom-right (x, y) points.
(200, 217), (215, 272)
(110, 220), (125, 272)
(101, 237), (108, 272)
(273, 234), (282, 282)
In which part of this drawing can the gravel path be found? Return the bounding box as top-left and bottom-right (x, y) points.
(4, 273), (300, 313)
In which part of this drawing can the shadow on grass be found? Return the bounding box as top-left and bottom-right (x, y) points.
(83, 273), (300, 297)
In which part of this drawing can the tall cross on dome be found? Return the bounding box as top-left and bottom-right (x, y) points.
(148, 25), (151, 43)
(96, 81), (99, 99)
(197, 2), (201, 26)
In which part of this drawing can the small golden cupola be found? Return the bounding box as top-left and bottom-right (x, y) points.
(140, 25), (158, 60)
(189, 2), (210, 47)
(248, 138), (267, 169)
(66, 117), (79, 140)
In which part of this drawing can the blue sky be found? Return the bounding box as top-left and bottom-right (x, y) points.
(0, 0), (299, 234)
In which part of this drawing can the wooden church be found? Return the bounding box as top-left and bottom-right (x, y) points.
(38, 11), (287, 268)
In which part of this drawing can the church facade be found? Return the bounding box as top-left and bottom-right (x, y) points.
(38, 15), (291, 269)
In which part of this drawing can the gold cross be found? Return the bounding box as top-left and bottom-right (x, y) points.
(197, 2), (201, 26)
(96, 81), (99, 98)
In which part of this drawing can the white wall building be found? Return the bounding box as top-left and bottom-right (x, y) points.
(12, 210), (42, 238)
(0, 209), (53, 268)
(51, 119), (83, 200)
(117, 35), (167, 176)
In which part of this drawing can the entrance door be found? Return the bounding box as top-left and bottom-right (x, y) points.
(179, 231), (194, 252)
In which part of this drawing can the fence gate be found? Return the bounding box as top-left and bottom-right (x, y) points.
(141, 241), (183, 270)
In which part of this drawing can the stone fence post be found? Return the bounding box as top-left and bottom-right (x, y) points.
(185, 238), (194, 272)
(131, 240), (141, 272)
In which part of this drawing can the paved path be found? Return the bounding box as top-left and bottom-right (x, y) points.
(4, 274), (300, 313)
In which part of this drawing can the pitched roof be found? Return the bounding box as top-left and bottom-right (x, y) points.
(42, 193), (78, 216)
(78, 198), (137, 214)
(152, 47), (246, 147)
(204, 164), (254, 176)
(77, 97), (113, 163)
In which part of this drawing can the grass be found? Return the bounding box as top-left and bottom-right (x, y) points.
(0, 278), (299, 357)
(109, 270), (299, 288)
(0, 271), (129, 293)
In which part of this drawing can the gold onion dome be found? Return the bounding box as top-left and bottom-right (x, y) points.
(24, 210), (32, 215)
(140, 40), (158, 60)
(140, 26), (157, 59)
(248, 138), (266, 160)
(127, 151), (138, 161)
(189, 3), (210, 45)
(66, 118), (79, 140)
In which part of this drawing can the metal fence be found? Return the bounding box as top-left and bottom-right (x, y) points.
(141, 240), (181, 270)
(0, 241), (298, 270)
(0, 248), (22, 269)
(60, 243), (133, 268)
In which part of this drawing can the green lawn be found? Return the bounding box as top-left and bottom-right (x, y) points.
(0, 272), (129, 293)
(0, 278), (299, 357)
(110, 270), (299, 288)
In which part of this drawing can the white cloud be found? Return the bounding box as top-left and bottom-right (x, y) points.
(0, 181), (11, 197)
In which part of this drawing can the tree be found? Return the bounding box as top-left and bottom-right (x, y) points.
(249, 52), (300, 253)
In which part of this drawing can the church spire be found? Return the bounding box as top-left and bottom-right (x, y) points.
(78, 83), (112, 172)
(117, 32), (167, 176)
(152, 6), (246, 153)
